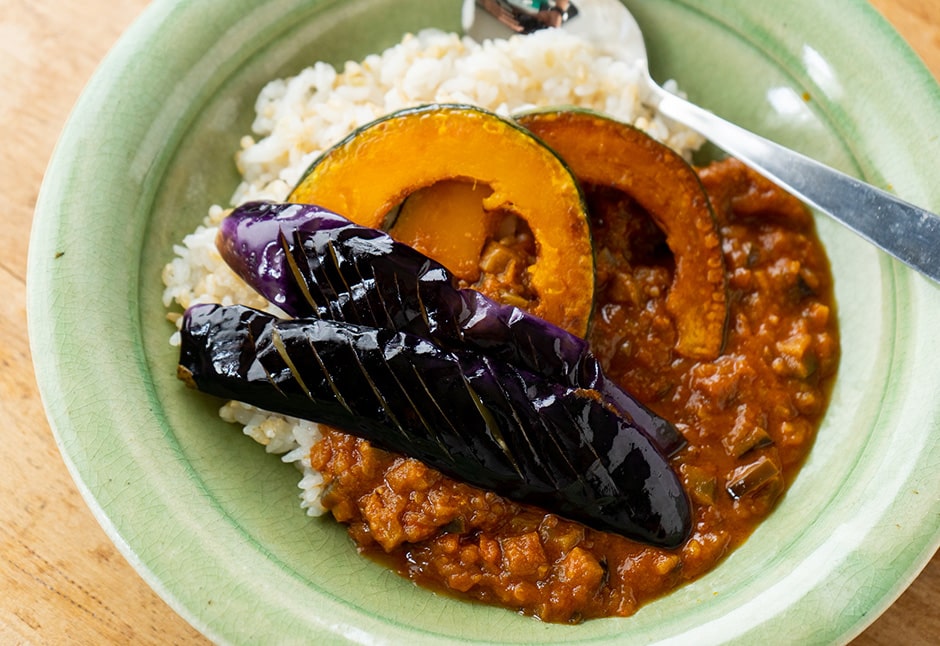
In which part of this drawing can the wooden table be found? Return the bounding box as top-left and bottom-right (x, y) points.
(1, 1), (937, 643)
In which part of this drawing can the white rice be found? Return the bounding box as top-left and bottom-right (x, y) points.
(162, 28), (703, 516)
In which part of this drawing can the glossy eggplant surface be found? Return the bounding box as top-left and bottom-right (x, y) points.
(179, 302), (691, 548)
(216, 201), (684, 456)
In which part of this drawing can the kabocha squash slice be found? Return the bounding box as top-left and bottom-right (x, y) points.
(516, 109), (729, 360)
(393, 179), (497, 285)
(289, 104), (594, 337)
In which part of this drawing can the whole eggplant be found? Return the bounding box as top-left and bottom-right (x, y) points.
(216, 201), (684, 456)
(179, 302), (691, 548)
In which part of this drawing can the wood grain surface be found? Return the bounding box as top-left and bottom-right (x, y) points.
(1, 1), (937, 643)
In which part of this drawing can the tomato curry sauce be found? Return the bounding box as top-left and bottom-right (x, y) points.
(309, 157), (839, 623)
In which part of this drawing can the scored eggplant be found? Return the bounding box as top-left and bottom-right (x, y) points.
(216, 201), (685, 456)
(179, 302), (691, 548)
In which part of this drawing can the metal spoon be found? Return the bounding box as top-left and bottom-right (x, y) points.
(463, 0), (940, 285)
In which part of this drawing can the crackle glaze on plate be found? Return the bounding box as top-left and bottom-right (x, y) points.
(28, 0), (940, 643)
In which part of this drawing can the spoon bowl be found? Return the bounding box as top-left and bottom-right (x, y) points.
(465, 0), (940, 285)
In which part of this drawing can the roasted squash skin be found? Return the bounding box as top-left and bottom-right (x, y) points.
(515, 109), (729, 360)
(289, 104), (595, 338)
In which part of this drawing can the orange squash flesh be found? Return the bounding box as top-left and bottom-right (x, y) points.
(392, 180), (498, 285)
(289, 104), (594, 337)
(516, 110), (728, 360)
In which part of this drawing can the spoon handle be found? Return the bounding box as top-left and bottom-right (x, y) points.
(655, 91), (940, 285)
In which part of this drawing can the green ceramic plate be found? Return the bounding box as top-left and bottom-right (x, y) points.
(29, 0), (940, 643)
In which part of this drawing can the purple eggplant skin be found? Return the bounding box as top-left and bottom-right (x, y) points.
(216, 201), (685, 456)
(179, 302), (692, 548)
